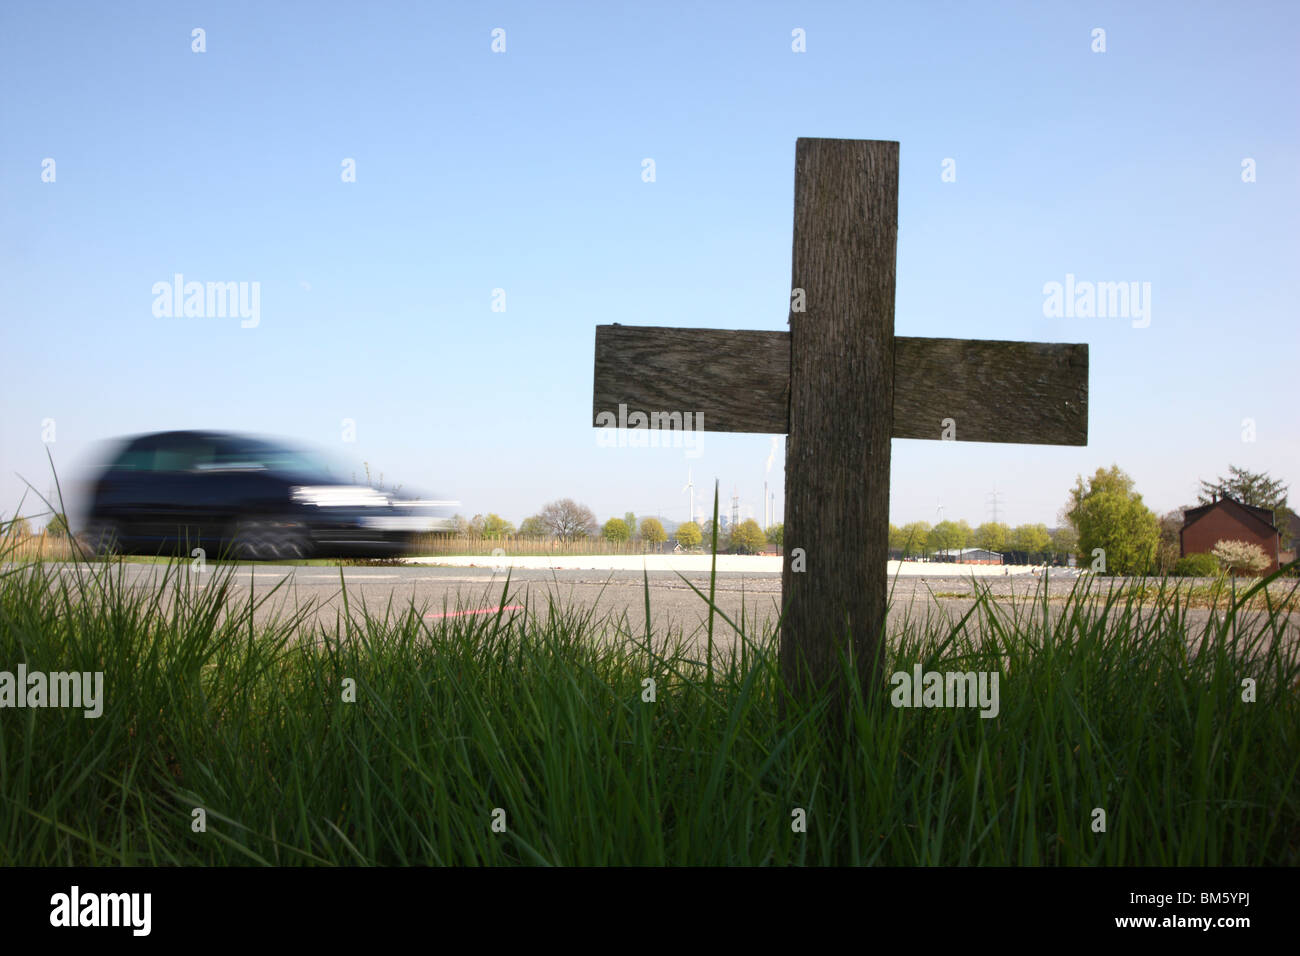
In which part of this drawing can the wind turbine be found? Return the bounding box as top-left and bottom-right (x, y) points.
(935, 502), (946, 560)
(682, 468), (695, 525)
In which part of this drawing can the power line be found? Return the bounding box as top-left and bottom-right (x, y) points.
(986, 486), (1004, 524)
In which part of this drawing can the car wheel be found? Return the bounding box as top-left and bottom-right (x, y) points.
(77, 519), (121, 559)
(230, 519), (310, 561)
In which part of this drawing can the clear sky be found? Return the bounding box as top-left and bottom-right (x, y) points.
(3, 1), (1297, 532)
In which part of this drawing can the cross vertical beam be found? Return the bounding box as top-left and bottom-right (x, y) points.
(780, 139), (899, 703)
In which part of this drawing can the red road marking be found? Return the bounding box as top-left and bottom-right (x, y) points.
(424, 604), (524, 620)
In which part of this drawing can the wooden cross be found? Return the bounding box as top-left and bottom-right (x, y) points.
(591, 138), (1087, 703)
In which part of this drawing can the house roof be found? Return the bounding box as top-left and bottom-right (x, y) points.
(1182, 495), (1279, 535)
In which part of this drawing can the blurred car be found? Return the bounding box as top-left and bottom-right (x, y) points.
(77, 430), (457, 560)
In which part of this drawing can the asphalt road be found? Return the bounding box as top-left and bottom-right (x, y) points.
(35, 562), (1297, 656)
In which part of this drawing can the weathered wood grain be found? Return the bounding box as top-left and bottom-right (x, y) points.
(892, 337), (1088, 445)
(592, 325), (789, 434)
(593, 326), (1088, 445)
(780, 137), (898, 704)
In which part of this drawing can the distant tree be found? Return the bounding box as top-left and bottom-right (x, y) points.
(675, 521), (703, 549)
(451, 514), (470, 536)
(973, 522), (1009, 553)
(730, 518), (766, 554)
(517, 515), (549, 538)
(471, 513), (515, 539)
(888, 523), (902, 552)
(602, 517), (631, 543)
(928, 520), (966, 556)
(624, 512), (638, 540)
(639, 517), (667, 544)
(3, 515), (31, 538)
(765, 523), (784, 548)
(899, 520), (932, 558)
(539, 499), (598, 541)
(1049, 525), (1078, 564)
(700, 519), (722, 551)
(1211, 539), (1270, 576)
(1065, 465), (1159, 575)
(1155, 509), (1187, 574)
(1198, 465), (1290, 531)
(1011, 523), (1051, 561)
(955, 519), (973, 547)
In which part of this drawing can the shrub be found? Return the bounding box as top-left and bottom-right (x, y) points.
(1173, 552), (1220, 577)
(1211, 539), (1271, 576)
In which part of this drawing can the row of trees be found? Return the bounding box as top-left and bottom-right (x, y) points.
(889, 464), (1290, 576)
(450, 500), (598, 542)
(639, 517), (775, 554)
(448, 464), (1289, 573)
(888, 519), (1076, 563)
(446, 499), (786, 554)
(601, 516), (668, 545)
(602, 515), (783, 554)
(453, 503), (672, 543)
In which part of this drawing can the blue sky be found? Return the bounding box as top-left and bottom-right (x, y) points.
(2, 1), (1297, 531)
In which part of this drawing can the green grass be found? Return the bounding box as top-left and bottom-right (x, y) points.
(1, 539), (1297, 865)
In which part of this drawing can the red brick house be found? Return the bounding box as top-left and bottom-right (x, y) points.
(1180, 496), (1281, 572)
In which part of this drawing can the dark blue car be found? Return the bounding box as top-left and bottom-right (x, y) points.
(78, 430), (457, 560)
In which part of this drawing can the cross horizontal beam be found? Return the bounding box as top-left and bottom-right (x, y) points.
(592, 324), (1088, 445)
